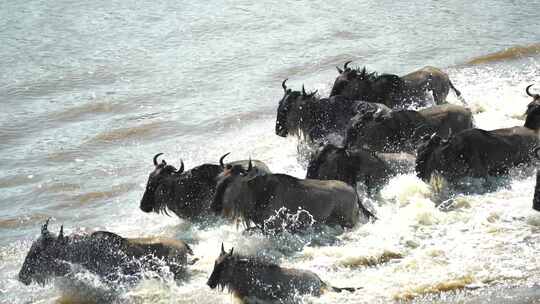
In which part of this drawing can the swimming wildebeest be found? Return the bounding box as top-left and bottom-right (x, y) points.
(306, 144), (415, 193)
(416, 85), (540, 184)
(275, 79), (390, 145)
(207, 244), (357, 303)
(331, 61), (464, 108)
(344, 103), (474, 153)
(211, 159), (374, 229)
(18, 220), (195, 286)
(140, 153), (270, 219)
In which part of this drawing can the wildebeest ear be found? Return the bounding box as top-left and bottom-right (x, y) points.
(336, 66), (343, 74)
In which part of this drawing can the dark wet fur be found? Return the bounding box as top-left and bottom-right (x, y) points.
(416, 95), (540, 185)
(19, 224), (194, 286)
(207, 247), (358, 302)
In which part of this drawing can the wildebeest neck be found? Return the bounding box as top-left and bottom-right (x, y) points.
(211, 174), (235, 213)
(524, 111), (540, 130)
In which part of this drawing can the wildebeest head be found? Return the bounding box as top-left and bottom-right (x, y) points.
(330, 61), (373, 100)
(19, 220), (71, 285)
(206, 243), (235, 289)
(415, 133), (446, 180)
(275, 79), (318, 137)
(140, 153), (223, 217)
(140, 153), (185, 213)
(525, 84), (540, 129)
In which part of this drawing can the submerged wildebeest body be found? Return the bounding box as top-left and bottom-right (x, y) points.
(306, 144), (397, 192)
(18, 220), (195, 286)
(331, 61), (463, 108)
(344, 103), (474, 153)
(275, 79), (390, 145)
(211, 160), (374, 229)
(416, 85), (540, 183)
(306, 144), (416, 192)
(534, 147), (540, 212)
(140, 153), (270, 219)
(207, 244), (356, 302)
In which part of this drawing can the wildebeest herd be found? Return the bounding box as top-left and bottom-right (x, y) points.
(19, 61), (540, 303)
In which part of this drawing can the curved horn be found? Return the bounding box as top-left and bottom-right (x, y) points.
(310, 89), (318, 97)
(534, 146), (540, 160)
(229, 247), (234, 255)
(177, 160), (185, 174)
(336, 66), (343, 74)
(247, 157), (253, 172)
(153, 153), (164, 166)
(221, 243), (226, 254)
(282, 79), (288, 93)
(526, 84), (536, 97)
(302, 85), (307, 96)
(344, 60), (352, 70)
(58, 225), (64, 241)
(219, 152), (231, 169)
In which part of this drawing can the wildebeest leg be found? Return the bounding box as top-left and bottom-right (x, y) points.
(432, 89), (445, 105)
(533, 171), (540, 211)
(448, 80), (467, 105)
(168, 263), (188, 281)
(359, 202), (376, 221)
(466, 151), (488, 179)
(249, 177), (278, 225)
(243, 225), (265, 234)
(330, 286), (360, 293)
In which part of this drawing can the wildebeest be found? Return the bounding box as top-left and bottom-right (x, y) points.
(331, 61), (464, 108)
(533, 147), (540, 212)
(18, 220), (195, 286)
(275, 79), (390, 145)
(416, 85), (540, 183)
(140, 153), (270, 219)
(306, 144), (415, 193)
(344, 103), (474, 153)
(211, 159), (374, 229)
(207, 244), (357, 302)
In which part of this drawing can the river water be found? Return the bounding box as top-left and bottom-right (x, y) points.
(1, 0), (540, 303)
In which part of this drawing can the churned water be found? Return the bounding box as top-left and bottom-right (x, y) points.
(1, 0), (540, 303)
